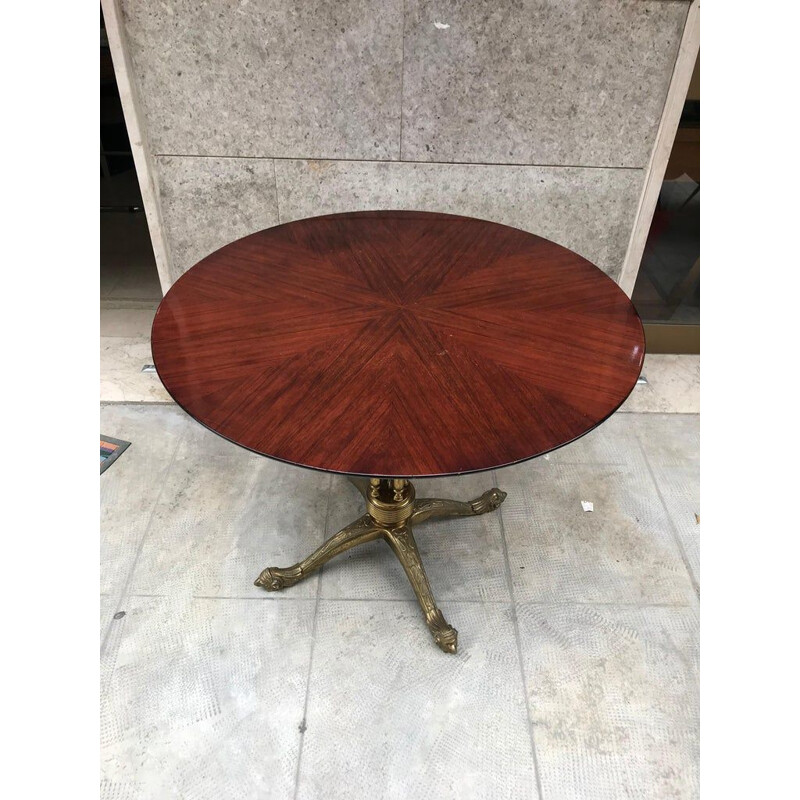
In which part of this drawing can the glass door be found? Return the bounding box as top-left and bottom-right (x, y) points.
(631, 52), (700, 354)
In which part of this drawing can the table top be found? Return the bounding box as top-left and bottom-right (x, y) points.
(152, 211), (644, 477)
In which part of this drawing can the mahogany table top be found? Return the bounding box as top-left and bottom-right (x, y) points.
(151, 211), (645, 477)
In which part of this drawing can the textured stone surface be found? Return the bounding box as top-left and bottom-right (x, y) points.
(100, 598), (129, 715)
(297, 601), (537, 800)
(631, 412), (699, 469)
(646, 462), (699, 587)
(113, 0), (690, 297)
(100, 404), (188, 594)
(632, 413), (700, 586)
(100, 595), (315, 799)
(620, 355), (700, 413)
(100, 337), (172, 402)
(276, 159), (643, 277)
(100, 595), (116, 642)
(129, 422), (330, 598)
(530, 412), (644, 467)
(497, 460), (694, 604)
(518, 604), (699, 800)
(402, 0), (687, 167)
(120, 0), (403, 159)
(155, 156), (280, 282)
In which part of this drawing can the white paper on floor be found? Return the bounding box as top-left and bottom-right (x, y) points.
(581, 501), (594, 512)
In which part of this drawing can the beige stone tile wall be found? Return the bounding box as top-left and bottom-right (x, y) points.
(107, 0), (690, 288)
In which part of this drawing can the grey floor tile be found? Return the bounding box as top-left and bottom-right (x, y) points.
(100, 595), (117, 641)
(296, 600), (536, 800)
(498, 461), (694, 604)
(100, 595), (315, 800)
(320, 474), (510, 602)
(620, 359), (700, 415)
(100, 596), (126, 711)
(632, 414), (699, 586)
(536, 413), (645, 466)
(129, 436), (331, 598)
(631, 413), (699, 467)
(517, 604), (699, 800)
(100, 404), (188, 595)
(100, 402), (700, 798)
(101, 601), (130, 710)
(649, 464), (700, 587)
(179, 418), (265, 459)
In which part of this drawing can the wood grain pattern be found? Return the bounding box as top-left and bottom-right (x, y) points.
(151, 211), (645, 476)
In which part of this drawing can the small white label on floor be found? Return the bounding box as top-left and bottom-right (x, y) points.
(581, 501), (594, 512)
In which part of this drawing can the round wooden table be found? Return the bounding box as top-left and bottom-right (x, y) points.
(152, 211), (644, 652)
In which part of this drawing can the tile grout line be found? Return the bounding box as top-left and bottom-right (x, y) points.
(272, 158), (281, 224)
(120, 592), (695, 608)
(98, 402), (699, 418)
(100, 424), (188, 658)
(494, 469), (545, 800)
(292, 472), (334, 800)
(636, 439), (700, 598)
(151, 152), (644, 171)
(100, 400), (176, 407)
(398, 0), (406, 160)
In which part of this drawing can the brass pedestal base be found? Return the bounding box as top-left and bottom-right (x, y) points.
(255, 477), (507, 653)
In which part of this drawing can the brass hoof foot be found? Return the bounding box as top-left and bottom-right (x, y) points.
(254, 566), (301, 591)
(428, 610), (458, 654)
(470, 488), (507, 515)
(434, 627), (458, 654)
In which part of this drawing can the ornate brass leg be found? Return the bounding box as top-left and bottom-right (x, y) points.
(254, 477), (506, 653)
(383, 523), (458, 653)
(410, 488), (507, 525)
(254, 513), (383, 590)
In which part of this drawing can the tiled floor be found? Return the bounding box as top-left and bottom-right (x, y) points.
(100, 403), (699, 799)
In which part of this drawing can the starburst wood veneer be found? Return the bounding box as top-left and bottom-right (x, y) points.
(152, 211), (644, 477)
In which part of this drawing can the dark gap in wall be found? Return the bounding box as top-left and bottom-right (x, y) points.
(100, 5), (162, 302)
